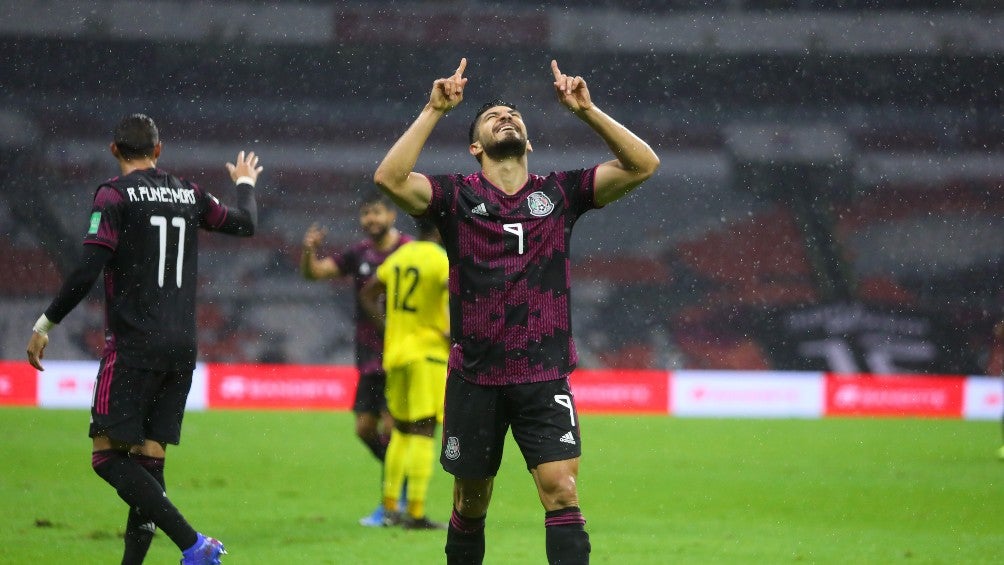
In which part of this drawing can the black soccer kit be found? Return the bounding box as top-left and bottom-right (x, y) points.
(45, 168), (256, 444)
(424, 168), (598, 477)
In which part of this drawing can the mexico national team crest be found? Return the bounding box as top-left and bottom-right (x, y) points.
(444, 436), (460, 460)
(526, 191), (555, 217)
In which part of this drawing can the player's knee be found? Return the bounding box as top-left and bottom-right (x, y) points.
(130, 440), (166, 459)
(454, 479), (493, 516)
(455, 497), (491, 517)
(539, 474), (579, 508)
(91, 449), (127, 481)
(355, 413), (379, 438)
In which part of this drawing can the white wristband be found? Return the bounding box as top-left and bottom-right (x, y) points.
(235, 176), (256, 187)
(33, 314), (56, 336)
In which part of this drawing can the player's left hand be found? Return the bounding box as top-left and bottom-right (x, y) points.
(430, 58), (468, 113)
(551, 60), (593, 114)
(26, 332), (48, 371)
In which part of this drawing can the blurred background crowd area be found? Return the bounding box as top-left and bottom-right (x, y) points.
(1, 0), (1002, 374)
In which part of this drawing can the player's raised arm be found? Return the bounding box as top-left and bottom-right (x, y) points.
(300, 223), (340, 279)
(373, 58), (469, 215)
(551, 60), (660, 207)
(211, 150), (262, 236)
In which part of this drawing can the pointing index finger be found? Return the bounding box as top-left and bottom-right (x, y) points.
(551, 59), (562, 80)
(454, 57), (467, 79)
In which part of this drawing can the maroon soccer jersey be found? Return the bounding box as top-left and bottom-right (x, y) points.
(333, 235), (412, 375)
(424, 168), (598, 385)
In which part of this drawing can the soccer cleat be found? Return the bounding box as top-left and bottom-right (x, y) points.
(382, 510), (404, 527)
(180, 533), (226, 565)
(402, 516), (447, 530)
(358, 504), (386, 527)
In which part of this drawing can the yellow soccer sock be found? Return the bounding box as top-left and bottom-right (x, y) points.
(383, 429), (407, 512)
(404, 434), (435, 519)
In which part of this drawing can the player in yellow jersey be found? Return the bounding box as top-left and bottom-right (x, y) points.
(361, 217), (450, 529)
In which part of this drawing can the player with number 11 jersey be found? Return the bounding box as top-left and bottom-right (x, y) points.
(87, 166), (254, 371)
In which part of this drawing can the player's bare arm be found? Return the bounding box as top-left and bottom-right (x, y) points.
(374, 58), (469, 215)
(551, 60), (660, 207)
(300, 223), (340, 279)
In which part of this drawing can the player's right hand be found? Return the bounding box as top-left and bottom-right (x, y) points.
(303, 223), (326, 249)
(429, 58), (467, 113)
(26, 332), (48, 371)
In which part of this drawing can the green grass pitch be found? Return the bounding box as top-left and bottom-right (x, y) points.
(1, 407), (1002, 564)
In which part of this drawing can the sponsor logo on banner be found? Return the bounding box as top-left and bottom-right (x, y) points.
(38, 360), (98, 408)
(825, 374), (963, 417)
(34, 361), (208, 411)
(207, 364), (355, 410)
(962, 376), (1003, 421)
(570, 369), (668, 414)
(0, 361), (38, 406)
(186, 365), (208, 411)
(672, 371), (825, 418)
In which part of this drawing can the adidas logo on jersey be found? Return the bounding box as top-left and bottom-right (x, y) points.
(472, 202), (489, 217)
(559, 431), (576, 445)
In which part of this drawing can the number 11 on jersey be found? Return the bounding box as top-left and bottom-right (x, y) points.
(150, 215), (186, 288)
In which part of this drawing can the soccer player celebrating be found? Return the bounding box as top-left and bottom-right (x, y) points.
(373, 59), (660, 564)
(26, 114), (261, 565)
(360, 216), (450, 530)
(300, 192), (413, 526)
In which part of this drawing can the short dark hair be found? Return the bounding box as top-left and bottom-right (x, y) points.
(359, 189), (392, 210)
(113, 113), (159, 159)
(468, 99), (517, 144)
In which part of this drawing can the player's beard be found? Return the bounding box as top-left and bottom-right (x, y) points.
(366, 223), (390, 241)
(482, 133), (528, 161)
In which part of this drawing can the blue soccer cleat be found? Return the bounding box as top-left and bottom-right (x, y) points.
(358, 504), (385, 527)
(180, 533), (227, 565)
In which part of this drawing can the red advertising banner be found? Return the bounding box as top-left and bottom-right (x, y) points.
(824, 374), (964, 418)
(0, 361), (37, 406)
(570, 369), (668, 414)
(206, 363), (357, 410)
(3, 360), (997, 421)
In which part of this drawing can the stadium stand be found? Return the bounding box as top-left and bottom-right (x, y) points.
(1, 1), (1002, 372)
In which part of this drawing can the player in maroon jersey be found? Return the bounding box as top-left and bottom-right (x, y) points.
(300, 191), (413, 525)
(374, 59), (660, 564)
(26, 114), (261, 564)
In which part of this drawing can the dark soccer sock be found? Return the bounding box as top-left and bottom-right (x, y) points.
(445, 509), (486, 565)
(544, 506), (591, 565)
(361, 434), (388, 462)
(91, 450), (197, 552)
(121, 454), (166, 565)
